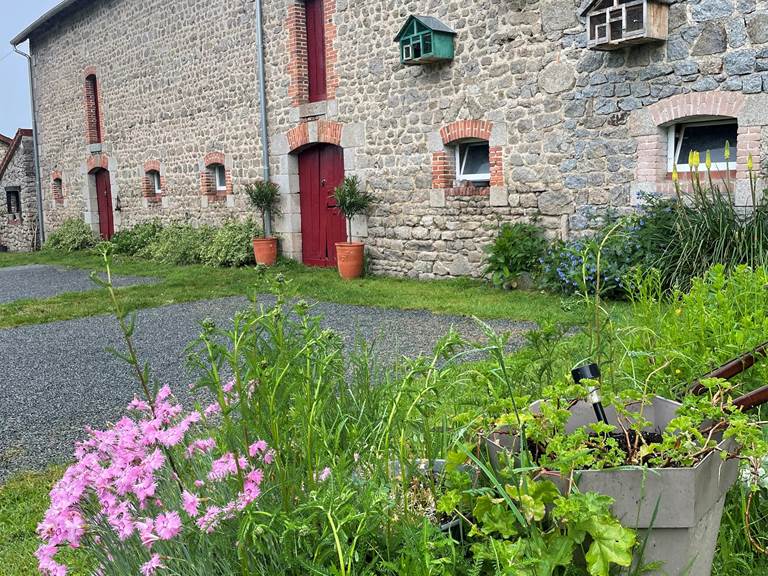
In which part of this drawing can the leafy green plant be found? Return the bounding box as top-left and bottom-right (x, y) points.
(333, 176), (374, 242)
(44, 218), (98, 252)
(200, 219), (260, 267)
(141, 223), (215, 265)
(483, 222), (547, 289)
(244, 181), (281, 238)
(110, 220), (163, 255)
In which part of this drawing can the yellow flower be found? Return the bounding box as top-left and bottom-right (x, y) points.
(675, 369), (681, 375)
(748, 154), (754, 171)
(724, 140), (731, 161)
(705, 150), (712, 170)
(672, 165), (679, 183)
(675, 308), (683, 316)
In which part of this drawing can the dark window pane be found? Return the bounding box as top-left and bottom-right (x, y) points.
(423, 33), (432, 54)
(460, 143), (490, 176)
(413, 37), (422, 59)
(677, 123), (738, 165)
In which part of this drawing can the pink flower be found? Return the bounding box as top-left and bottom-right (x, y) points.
(182, 490), (200, 518)
(140, 553), (164, 576)
(203, 403), (221, 418)
(263, 450), (275, 465)
(155, 511), (182, 540)
(196, 505), (221, 534)
(135, 518), (158, 548)
(185, 438), (216, 458)
(317, 467), (332, 482)
(208, 452), (237, 481)
(222, 378), (235, 393)
(128, 397), (151, 412)
(248, 440), (268, 458)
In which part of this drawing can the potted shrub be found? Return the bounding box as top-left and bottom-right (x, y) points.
(332, 175), (374, 279)
(245, 180), (281, 266)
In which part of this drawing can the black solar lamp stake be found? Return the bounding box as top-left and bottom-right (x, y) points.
(571, 363), (609, 425)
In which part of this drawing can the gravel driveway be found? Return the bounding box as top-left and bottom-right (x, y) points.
(0, 295), (533, 482)
(0, 264), (156, 304)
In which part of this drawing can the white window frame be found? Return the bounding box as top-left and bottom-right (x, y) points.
(455, 140), (491, 184)
(148, 170), (162, 194)
(214, 164), (227, 191)
(667, 118), (738, 173)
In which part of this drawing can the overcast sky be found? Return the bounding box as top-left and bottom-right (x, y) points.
(0, 0), (60, 137)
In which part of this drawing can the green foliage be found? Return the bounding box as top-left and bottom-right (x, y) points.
(333, 176), (374, 240)
(140, 223), (215, 265)
(200, 219), (259, 267)
(109, 220), (163, 255)
(483, 223), (547, 289)
(244, 181), (281, 236)
(43, 218), (98, 253)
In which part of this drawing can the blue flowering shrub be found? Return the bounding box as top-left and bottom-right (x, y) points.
(540, 211), (663, 299)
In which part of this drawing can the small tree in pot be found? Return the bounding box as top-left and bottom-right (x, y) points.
(333, 176), (374, 279)
(245, 180), (281, 266)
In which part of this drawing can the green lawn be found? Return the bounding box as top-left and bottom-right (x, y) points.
(0, 251), (581, 329)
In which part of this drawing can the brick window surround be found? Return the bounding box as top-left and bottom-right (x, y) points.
(200, 152), (232, 199)
(51, 171), (64, 206)
(432, 120), (504, 196)
(635, 92), (760, 199)
(287, 0), (338, 107)
(83, 67), (104, 145)
(142, 160), (165, 204)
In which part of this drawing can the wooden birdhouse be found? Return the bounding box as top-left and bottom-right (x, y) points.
(394, 15), (456, 65)
(581, 0), (669, 51)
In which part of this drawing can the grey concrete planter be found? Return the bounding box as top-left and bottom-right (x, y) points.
(486, 396), (739, 576)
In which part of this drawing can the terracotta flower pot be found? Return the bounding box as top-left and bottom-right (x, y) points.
(252, 237), (278, 266)
(335, 242), (364, 279)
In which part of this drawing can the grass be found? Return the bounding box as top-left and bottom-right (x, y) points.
(0, 250), (583, 329)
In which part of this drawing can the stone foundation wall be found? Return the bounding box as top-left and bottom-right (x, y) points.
(28, 0), (768, 277)
(0, 134), (38, 252)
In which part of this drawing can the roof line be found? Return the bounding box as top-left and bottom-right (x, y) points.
(11, 0), (86, 46)
(0, 129), (33, 182)
(0, 134), (13, 146)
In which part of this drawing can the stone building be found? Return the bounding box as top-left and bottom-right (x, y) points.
(12, 0), (768, 277)
(0, 129), (38, 252)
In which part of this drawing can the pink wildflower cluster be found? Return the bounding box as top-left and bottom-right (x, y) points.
(36, 386), (271, 576)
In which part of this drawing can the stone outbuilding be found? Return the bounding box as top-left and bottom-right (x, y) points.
(11, 0), (768, 277)
(0, 129), (38, 252)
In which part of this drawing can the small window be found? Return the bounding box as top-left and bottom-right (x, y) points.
(212, 164), (227, 191)
(147, 170), (162, 194)
(668, 120), (738, 172)
(455, 141), (491, 184)
(52, 178), (63, 199)
(85, 74), (102, 144)
(6, 189), (21, 215)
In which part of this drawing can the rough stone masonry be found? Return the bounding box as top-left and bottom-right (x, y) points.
(20, 0), (768, 277)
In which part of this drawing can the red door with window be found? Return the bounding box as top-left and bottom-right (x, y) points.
(299, 144), (346, 267)
(305, 0), (327, 102)
(94, 169), (114, 239)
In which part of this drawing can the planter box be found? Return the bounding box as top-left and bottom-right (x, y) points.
(487, 396), (738, 576)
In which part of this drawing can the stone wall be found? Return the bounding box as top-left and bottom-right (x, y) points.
(0, 133), (38, 252)
(28, 0), (768, 278)
(29, 0), (265, 237)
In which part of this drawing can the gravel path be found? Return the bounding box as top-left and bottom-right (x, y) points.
(0, 295), (534, 482)
(0, 264), (156, 304)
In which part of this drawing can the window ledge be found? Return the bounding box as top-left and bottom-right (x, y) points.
(445, 186), (490, 198)
(666, 170), (737, 181)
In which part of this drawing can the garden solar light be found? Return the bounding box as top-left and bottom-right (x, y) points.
(571, 363), (609, 425)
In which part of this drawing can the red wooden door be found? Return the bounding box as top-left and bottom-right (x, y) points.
(94, 169), (114, 239)
(305, 0), (327, 102)
(299, 145), (346, 267)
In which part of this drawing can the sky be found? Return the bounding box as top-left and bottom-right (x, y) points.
(0, 0), (60, 138)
